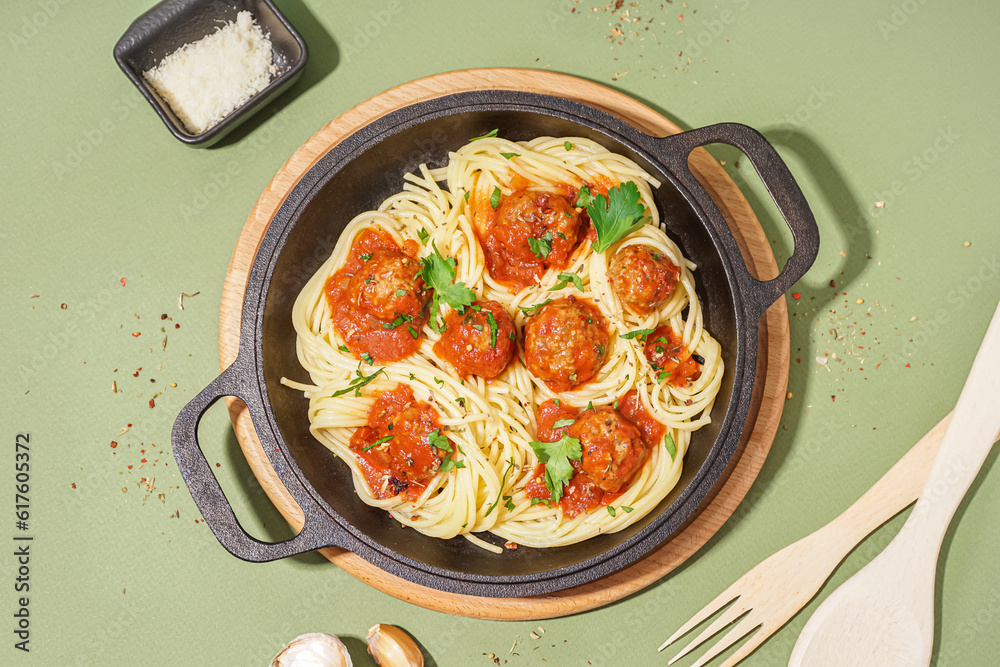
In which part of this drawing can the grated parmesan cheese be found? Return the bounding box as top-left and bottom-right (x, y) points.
(143, 11), (274, 135)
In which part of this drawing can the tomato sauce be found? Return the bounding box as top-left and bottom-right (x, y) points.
(324, 227), (428, 364)
(643, 325), (703, 387)
(348, 383), (449, 501)
(472, 181), (604, 293)
(525, 396), (662, 517)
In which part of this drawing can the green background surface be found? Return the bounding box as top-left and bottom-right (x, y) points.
(3, 0), (999, 665)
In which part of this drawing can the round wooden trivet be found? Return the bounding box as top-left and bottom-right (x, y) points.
(218, 68), (789, 620)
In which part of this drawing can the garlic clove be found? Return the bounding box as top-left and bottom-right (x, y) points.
(366, 624), (424, 667)
(271, 632), (353, 667)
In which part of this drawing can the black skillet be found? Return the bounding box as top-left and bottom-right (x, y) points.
(171, 91), (819, 598)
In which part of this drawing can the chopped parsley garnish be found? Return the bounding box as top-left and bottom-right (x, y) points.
(553, 398), (561, 407)
(530, 497), (552, 507)
(382, 313), (413, 330)
(588, 181), (649, 253)
(338, 344), (350, 353)
(396, 288), (407, 297)
(607, 506), (616, 517)
(504, 497), (516, 512)
(490, 186), (502, 209)
(621, 505), (633, 513)
(597, 344), (605, 355)
(362, 435), (393, 452)
(332, 365), (385, 398)
(417, 228), (430, 244)
(360, 253), (373, 261)
(586, 401), (595, 411)
(407, 325), (419, 339)
(508, 330), (516, 340)
(499, 152), (521, 160)
(433, 376), (444, 386)
(519, 299), (552, 316)
(528, 231), (552, 259)
(485, 311), (499, 348)
(575, 184), (595, 208)
(469, 129), (499, 141)
(472, 324), (484, 331)
(620, 328), (655, 341)
(547, 272), (584, 292)
(429, 429), (465, 472)
(485, 457), (516, 517)
(360, 352), (374, 365)
(664, 433), (677, 460)
(552, 418), (575, 429)
(657, 370), (673, 383)
(419, 243), (477, 333)
(613, 398), (619, 410)
(528, 433), (582, 503)
(464, 191), (470, 202)
(564, 141), (573, 151)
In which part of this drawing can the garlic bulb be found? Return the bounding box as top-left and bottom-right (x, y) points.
(271, 633), (353, 667)
(366, 624), (424, 667)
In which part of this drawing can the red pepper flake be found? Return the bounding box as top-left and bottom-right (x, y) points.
(148, 398), (155, 408)
(504, 540), (519, 550)
(160, 314), (168, 320)
(71, 483), (77, 489)
(127, 465), (133, 469)
(133, 370), (140, 377)
(792, 292), (801, 300)
(678, 13), (684, 20)
(215, 463), (221, 468)
(141, 458), (147, 463)
(175, 323), (180, 329)
(120, 277), (127, 287)
(60, 303), (68, 309)
(110, 441), (118, 448)
(796, 358), (801, 363)
(906, 363), (911, 368)
(876, 363), (881, 370)
(831, 396), (836, 402)
(829, 280), (836, 288)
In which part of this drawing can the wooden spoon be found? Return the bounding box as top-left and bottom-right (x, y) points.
(788, 299), (1000, 667)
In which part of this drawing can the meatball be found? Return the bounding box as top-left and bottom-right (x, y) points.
(434, 300), (517, 379)
(492, 192), (582, 266)
(347, 247), (429, 322)
(523, 297), (610, 392)
(349, 384), (447, 499)
(607, 244), (680, 314)
(568, 407), (649, 493)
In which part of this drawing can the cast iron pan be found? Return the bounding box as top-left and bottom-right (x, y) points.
(172, 91), (819, 598)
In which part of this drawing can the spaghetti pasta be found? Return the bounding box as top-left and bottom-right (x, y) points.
(281, 135), (723, 550)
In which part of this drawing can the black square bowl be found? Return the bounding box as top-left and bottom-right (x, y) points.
(114, 0), (307, 146)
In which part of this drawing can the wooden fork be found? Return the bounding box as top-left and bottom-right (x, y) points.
(658, 413), (952, 667)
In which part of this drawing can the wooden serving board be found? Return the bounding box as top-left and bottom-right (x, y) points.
(218, 68), (790, 620)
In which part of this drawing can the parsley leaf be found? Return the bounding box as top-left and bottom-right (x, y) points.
(360, 352), (374, 365)
(575, 185), (594, 208)
(382, 313), (413, 330)
(490, 186), (502, 209)
(548, 272), (584, 292)
(607, 506), (616, 517)
(664, 433), (677, 460)
(620, 328), (655, 341)
(332, 366), (385, 398)
(657, 370), (673, 383)
(485, 311), (499, 348)
(552, 418), (575, 429)
(469, 129), (499, 142)
(588, 181), (649, 253)
(519, 299), (552, 316)
(564, 141), (573, 151)
(362, 435), (393, 452)
(337, 344), (350, 353)
(417, 228), (430, 245)
(500, 152), (521, 160)
(419, 243), (477, 333)
(485, 457), (516, 517)
(528, 231), (552, 259)
(529, 434), (582, 503)
(621, 505), (634, 513)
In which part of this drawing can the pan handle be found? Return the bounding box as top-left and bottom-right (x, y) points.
(656, 123), (819, 319)
(171, 359), (346, 561)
